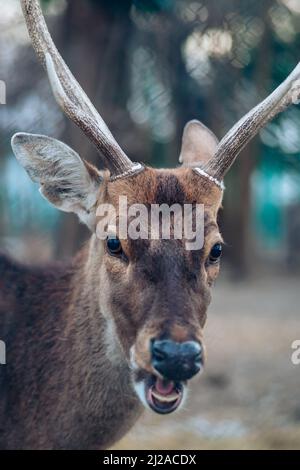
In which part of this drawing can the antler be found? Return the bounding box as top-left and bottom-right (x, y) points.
(21, 0), (142, 177)
(204, 62), (300, 181)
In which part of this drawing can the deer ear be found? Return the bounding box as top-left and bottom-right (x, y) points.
(179, 120), (219, 166)
(11, 133), (102, 230)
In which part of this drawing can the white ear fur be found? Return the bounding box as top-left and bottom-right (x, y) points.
(11, 132), (102, 230)
(179, 120), (219, 166)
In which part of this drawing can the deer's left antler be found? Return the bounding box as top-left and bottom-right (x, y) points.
(204, 61), (300, 180)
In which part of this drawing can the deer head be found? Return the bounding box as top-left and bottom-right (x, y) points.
(11, 0), (300, 415)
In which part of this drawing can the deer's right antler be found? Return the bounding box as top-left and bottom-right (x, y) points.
(21, 0), (142, 178)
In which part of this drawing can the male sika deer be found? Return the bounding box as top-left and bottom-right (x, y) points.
(0, 0), (299, 449)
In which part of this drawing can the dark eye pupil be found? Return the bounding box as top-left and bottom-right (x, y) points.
(210, 243), (222, 261)
(107, 237), (122, 254)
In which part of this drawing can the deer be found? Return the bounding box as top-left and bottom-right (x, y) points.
(0, 0), (299, 450)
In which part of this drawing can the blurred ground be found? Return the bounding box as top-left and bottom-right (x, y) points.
(114, 274), (300, 450)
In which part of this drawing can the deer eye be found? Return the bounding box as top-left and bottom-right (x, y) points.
(106, 236), (123, 256)
(209, 243), (223, 264)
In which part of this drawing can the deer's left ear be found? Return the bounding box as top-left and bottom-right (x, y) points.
(11, 133), (102, 230)
(179, 120), (219, 166)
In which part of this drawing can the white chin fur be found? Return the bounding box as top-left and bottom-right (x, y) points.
(129, 346), (139, 371)
(133, 380), (151, 410)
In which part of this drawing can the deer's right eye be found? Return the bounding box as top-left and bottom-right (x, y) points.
(106, 236), (123, 256)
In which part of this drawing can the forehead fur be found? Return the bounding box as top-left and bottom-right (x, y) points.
(102, 167), (223, 213)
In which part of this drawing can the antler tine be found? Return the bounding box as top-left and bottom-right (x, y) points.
(21, 0), (139, 176)
(204, 61), (300, 181)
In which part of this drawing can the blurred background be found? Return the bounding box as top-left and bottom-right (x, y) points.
(0, 0), (300, 449)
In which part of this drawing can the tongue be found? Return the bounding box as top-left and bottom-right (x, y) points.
(155, 378), (175, 395)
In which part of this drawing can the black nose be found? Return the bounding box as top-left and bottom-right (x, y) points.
(151, 339), (202, 381)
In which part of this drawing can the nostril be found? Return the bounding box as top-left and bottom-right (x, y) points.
(151, 341), (168, 362)
(194, 351), (202, 363)
(182, 341), (202, 361)
(152, 347), (166, 362)
(195, 348), (202, 362)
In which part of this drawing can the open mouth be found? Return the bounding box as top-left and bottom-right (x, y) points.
(144, 375), (184, 414)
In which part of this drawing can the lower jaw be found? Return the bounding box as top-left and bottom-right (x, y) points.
(144, 375), (184, 414)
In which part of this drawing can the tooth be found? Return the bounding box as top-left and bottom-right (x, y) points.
(151, 390), (179, 403)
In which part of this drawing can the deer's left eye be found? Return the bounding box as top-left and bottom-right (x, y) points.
(209, 243), (223, 264)
(106, 236), (123, 256)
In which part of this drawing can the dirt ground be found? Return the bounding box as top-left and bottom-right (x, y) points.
(114, 273), (300, 450)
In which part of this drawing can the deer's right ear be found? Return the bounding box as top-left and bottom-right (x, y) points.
(11, 133), (102, 230)
(179, 120), (219, 166)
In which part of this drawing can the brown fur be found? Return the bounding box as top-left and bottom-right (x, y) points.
(0, 166), (223, 449)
